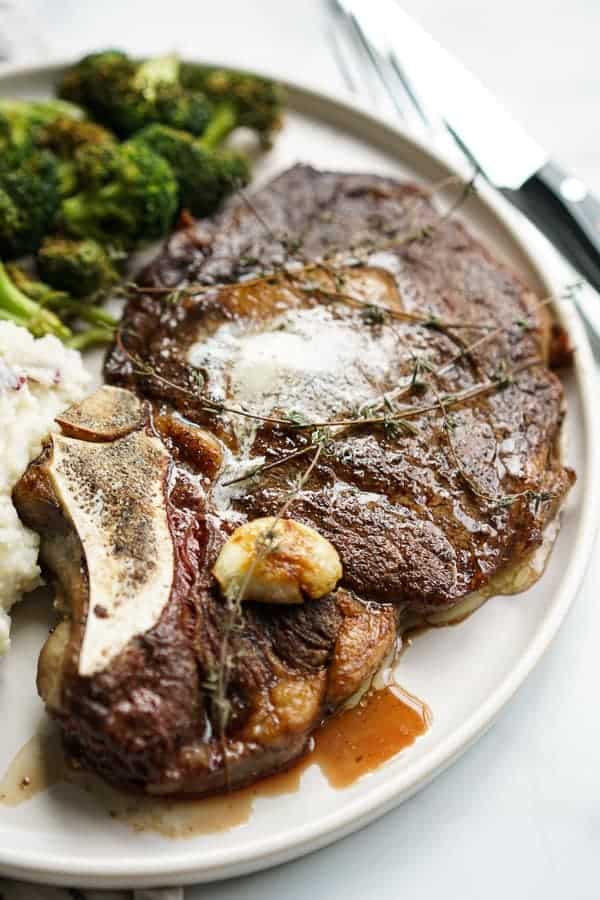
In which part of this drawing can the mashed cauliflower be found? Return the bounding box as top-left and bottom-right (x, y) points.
(0, 322), (90, 654)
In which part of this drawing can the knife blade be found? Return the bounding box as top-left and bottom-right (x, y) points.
(334, 0), (600, 341)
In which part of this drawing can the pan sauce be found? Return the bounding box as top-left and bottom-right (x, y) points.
(0, 685), (428, 836)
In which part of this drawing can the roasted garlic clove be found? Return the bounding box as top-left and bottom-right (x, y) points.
(213, 516), (342, 605)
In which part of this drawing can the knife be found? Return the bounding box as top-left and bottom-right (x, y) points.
(333, 0), (600, 346)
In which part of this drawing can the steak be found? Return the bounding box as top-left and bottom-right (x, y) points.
(14, 165), (574, 795)
(16, 386), (396, 794)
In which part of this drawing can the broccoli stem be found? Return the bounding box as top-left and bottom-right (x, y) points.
(74, 304), (117, 328)
(0, 261), (72, 340)
(4, 260), (118, 355)
(200, 103), (237, 152)
(0, 307), (30, 328)
(43, 295), (118, 329)
(67, 326), (114, 350)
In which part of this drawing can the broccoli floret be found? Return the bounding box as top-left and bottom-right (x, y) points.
(180, 64), (284, 147)
(0, 98), (86, 123)
(32, 118), (117, 203)
(0, 98), (85, 132)
(39, 115), (116, 158)
(132, 123), (250, 217)
(72, 141), (121, 188)
(0, 101), (98, 208)
(38, 118), (117, 201)
(0, 260), (71, 339)
(60, 139), (178, 248)
(36, 236), (120, 297)
(59, 50), (211, 137)
(0, 98), (85, 159)
(133, 55), (211, 134)
(0, 150), (62, 259)
(57, 50), (130, 106)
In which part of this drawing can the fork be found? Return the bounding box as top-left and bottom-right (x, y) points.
(325, 0), (467, 167)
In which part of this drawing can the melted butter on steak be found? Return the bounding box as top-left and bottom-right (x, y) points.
(187, 270), (401, 452)
(189, 307), (392, 435)
(47, 422), (173, 677)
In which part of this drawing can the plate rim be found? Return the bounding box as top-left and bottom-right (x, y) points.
(1, 59), (599, 888)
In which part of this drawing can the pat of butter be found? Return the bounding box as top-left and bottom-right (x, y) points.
(187, 306), (397, 451)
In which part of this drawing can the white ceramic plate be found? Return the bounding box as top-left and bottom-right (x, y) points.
(0, 62), (598, 890)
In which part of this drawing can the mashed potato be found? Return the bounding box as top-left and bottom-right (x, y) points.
(0, 322), (90, 654)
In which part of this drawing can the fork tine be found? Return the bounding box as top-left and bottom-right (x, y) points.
(339, 10), (392, 109)
(388, 51), (446, 133)
(326, 0), (473, 167)
(327, 0), (390, 110)
(330, 0), (450, 138)
(345, 12), (409, 121)
(329, 0), (441, 133)
(349, 8), (440, 134)
(324, 20), (358, 94)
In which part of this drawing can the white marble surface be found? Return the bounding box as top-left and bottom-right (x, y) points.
(1, 1), (600, 898)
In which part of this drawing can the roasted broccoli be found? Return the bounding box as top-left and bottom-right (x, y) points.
(0, 98), (85, 160)
(57, 50), (130, 105)
(0, 260), (71, 339)
(133, 123), (250, 217)
(60, 139), (178, 248)
(5, 262), (117, 344)
(39, 115), (116, 159)
(71, 141), (121, 189)
(36, 117), (117, 202)
(180, 64), (284, 147)
(0, 99), (102, 217)
(0, 150), (62, 259)
(36, 236), (120, 297)
(58, 50), (211, 137)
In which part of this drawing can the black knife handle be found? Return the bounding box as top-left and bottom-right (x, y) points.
(505, 161), (600, 294)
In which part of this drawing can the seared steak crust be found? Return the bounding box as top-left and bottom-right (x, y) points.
(16, 165), (574, 795)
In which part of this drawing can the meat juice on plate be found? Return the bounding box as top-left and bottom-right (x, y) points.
(0, 685), (429, 836)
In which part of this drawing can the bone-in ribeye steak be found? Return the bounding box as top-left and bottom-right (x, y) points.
(14, 165), (574, 795)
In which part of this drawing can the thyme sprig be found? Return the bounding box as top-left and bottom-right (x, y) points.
(301, 356), (542, 431)
(210, 443), (324, 775)
(290, 266), (496, 333)
(215, 357), (543, 488)
(122, 172), (494, 336)
(220, 442), (316, 486)
(116, 314), (543, 457)
(114, 329), (297, 429)
(113, 161), (574, 464)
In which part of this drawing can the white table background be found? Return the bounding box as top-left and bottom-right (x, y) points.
(2, 1), (600, 898)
